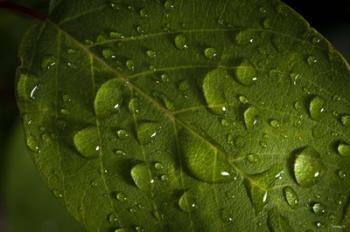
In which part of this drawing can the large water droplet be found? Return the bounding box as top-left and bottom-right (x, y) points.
(283, 186), (298, 208)
(308, 96), (325, 120)
(235, 65), (257, 86)
(293, 147), (323, 187)
(174, 34), (188, 50)
(94, 80), (124, 118)
(204, 48), (217, 60)
(180, 130), (234, 183)
(202, 68), (234, 114)
(337, 143), (350, 156)
(178, 191), (197, 212)
(341, 115), (350, 127)
(73, 127), (100, 158)
(244, 107), (259, 129)
(131, 163), (153, 191)
(136, 122), (160, 145)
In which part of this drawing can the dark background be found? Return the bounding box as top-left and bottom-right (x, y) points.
(0, 0), (349, 231)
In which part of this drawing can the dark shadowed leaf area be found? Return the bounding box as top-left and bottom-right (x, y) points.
(16, 0), (350, 231)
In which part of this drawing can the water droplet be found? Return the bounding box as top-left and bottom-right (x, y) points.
(307, 56), (318, 65)
(94, 80), (124, 118)
(269, 119), (280, 128)
(337, 169), (347, 178)
(116, 129), (129, 139)
(312, 202), (326, 215)
(136, 122), (160, 145)
(114, 149), (126, 156)
(73, 127), (100, 158)
(131, 163), (153, 191)
(221, 209), (233, 223)
(244, 107), (259, 129)
(164, 0), (175, 10)
(146, 50), (156, 58)
(110, 32), (124, 39)
(283, 186), (299, 208)
(174, 34), (188, 50)
(315, 221), (323, 228)
(337, 143), (350, 156)
(202, 68), (233, 114)
(160, 175), (168, 181)
(114, 228), (125, 232)
(312, 37), (321, 44)
(134, 225), (144, 232)
(154, 162), (163, 170)
(84, 39), (94, 45)
(341, 115), (350, 127)
(136, 25), (144, 34)
(102, 49), (115, 59)
(290, 73), (300, 86)
(235, 30), (255, 45)
(178, 191), (197, 212)
(293, 147), (323, 187)
(67, 48), (76, 54)
(108, 213), (119, 224)
(52, 189), (63, 198)
(115, 192), (127, 201)
(128, 98), (140, 114)
(26, 136), (39, 152)
(247, 154), (259, 163)
(204, 47), (217, 60)
(308, 96), (325, 120)
(180, 130), (234, 183)
(41, 56), (56, 70)
(139, 8), (148, 17)
(126, 60), (135, 71)
(235, 65), (257, 86)
(239, 95), (249, 104)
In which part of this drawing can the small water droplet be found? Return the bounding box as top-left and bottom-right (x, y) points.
(116, 129), (129, 139)
(154, 162), (163, 170)
(239, 95), (249, 104)
(235, 30), (255, 45)
(29, 85), (39, 99)
(341, 115), (350, 127)
(178, 191), (197, 212)
(52, 189), (63, 198)
(160, 175), (168, 181)
(164, 0), (175, 10)
(337, 169), (347, 178)
(128, 98), (140, 114)
(174, 34), (188, 50)
(146, 50), (156, 58)
(290, 73), (300, 86)
(126, 60), (135, 71)
(308, 96), (325, 120)
(244, 107), (259, 129)
(307, 56), (318, 65)
(84, 39), (94, 45)
(136, 25), (144, 34)
(235, 65), (258, 86)
(315, 221), (323, 228)
(67, 48), (76, 54)
(139, 8), (148, 17)
(136, 122), (160, 145)
(110, 32), (125, 39)
(114, 228), (125, 232)
(114, 149), (126, 156)
(204, 47), (217, 60)
(269, 119), (280, 128)
(337, 143), (350, 156)
(115, 192), (127, 201)
(74, 127), (100, 158)
(41, 56), (56, 70)
(293, 147), (323, 187)
(221, 209), (233, 223)
(262, 18), (271, 28)
(311, 202), (326, 215)
(135, 225), (144, 232)
(108, 213), (119, 224)
(247, 154), (259, 163)
(283, 186), (299, 208)
(102, 49), (115, 59)
(312, 37), (321, 44)
(26, 135), (39, 152)
(66, 61), (77, 69)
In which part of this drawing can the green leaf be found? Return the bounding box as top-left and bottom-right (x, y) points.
(2, 123), (84, 232)
(16, 0), (350, 231)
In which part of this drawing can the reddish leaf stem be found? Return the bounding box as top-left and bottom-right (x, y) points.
(0, 0), (47, 21)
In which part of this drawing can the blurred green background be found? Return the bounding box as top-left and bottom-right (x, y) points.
(0, 0), (348, 231)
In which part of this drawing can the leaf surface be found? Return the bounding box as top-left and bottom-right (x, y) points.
(16, 0), (350, 231)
